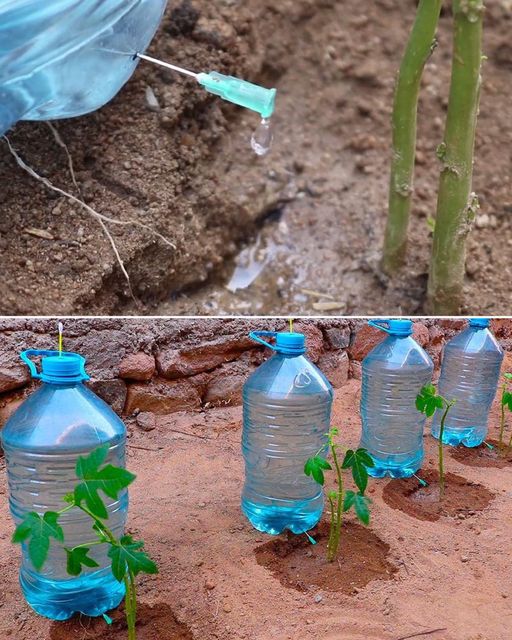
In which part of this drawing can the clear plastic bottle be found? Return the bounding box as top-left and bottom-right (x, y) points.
(241, 331), (333, 535)
(431, 318), (504, 447)
(0, 0), (167, 134)
(359, 319), (434, 478)
(1, 350), (128, 620)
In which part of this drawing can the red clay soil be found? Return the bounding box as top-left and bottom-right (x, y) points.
(49, 603), (192, 640)
(382, 470), (494, 523)
(254, 521), (397, 594)
(451, 438), (512, 469)
(1, 380), (511, 640)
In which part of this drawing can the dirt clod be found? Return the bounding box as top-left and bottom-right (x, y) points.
(382, 470), (494, 522)
(254, 521), (397, 594)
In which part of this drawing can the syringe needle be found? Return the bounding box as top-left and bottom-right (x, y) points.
(135, 52), (199, 79)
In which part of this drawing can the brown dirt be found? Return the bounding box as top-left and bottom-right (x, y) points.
(254, 521), (397, 594)
(1, 379), (512, 640)
(451, 438), (512, 469)
(1, 1), (512, 315)
(48, 603), (192, 640)
(382, 470), (494, 522)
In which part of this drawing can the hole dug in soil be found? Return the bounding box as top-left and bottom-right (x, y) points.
(382, 470), (494, 522)
(254, 521), (397, 594)
(49, 603), (192, 640)
(451, 439), (512, 469)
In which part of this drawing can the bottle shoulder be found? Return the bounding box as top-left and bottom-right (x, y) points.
(444, 327), (504, 356)
(363, 336), (433, 370)
(244, 354), (333, 397)
(1, 383), (126, 451)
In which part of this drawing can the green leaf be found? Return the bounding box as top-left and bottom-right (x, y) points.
(12, 511), (64, 570)
(304, 456), (331, 486)
(343, 489), (356, 512)
(65, 546), (100, 576)
(353, 493), (371, 526)
(74, 446), (136, 519)
(502, 390), (512, 411)
(107, 535), (158, 583)
(416, 384), (445, 417)
(503, 373), (512, 380)
(341, 449), (372, 493)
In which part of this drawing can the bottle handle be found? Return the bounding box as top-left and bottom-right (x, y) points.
(367, 319), (392, 335)
(20, 349), (89, 380)
(249, 331), (278, 351)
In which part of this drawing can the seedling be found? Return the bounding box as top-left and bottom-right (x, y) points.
(499, 373), (512, 451)
(12, 445), (157, 640)
(304, 427), (373, 563)
(416, 384), (455, 499)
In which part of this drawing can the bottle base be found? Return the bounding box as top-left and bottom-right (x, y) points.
(241, 499), (322, 535)
(367, 459), (422, 479)
(431, 426), (484, 448)
(20, 570), (125, 621)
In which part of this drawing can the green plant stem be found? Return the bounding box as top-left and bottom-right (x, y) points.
(381, 0), (442, 274)
(499, 385), (506, 448)
(124, 569), (137, 640)
(327, 444), (344, 563)
(438, 401), (454, 499)
(326, 494), (336, 559)
(427, 0), (484, 313)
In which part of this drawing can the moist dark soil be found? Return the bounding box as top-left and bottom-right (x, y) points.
(49, 603), (193, 640)
(1, 1), (511, 315)
(450, 438), (512, 469)
(254, 521), (397, 594)
(382, 470), (494, 522)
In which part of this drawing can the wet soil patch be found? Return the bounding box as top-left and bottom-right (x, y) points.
(450, 439), (512, 469)
(254, 521), (397, 594)
(382, 471), (494, 522)
(49, 603), (192, 640)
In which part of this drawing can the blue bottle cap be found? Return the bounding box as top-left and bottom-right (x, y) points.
(249, 331), (306, 355)
(469, 318), (489, 328)
(368, 319), (413, 337)
(20, 350), (90, 384)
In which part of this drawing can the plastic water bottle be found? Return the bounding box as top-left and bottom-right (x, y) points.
(0, 0), (167, 135)
(241, 331), (333, 535)
(431, 318), (504, 447)
(1, 350), (128, 620)
(360, 319), (434, 478)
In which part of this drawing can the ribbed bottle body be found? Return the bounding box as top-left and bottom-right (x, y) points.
(360, 336), (433, 478)
(2, 383), (128, 619)
(431, 327), (504, 447)
(241, 354), (333, 535)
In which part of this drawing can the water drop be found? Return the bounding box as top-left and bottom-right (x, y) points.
(251, 118), (273, 156)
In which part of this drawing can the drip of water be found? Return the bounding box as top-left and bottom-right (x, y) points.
(251, 118), (273, 156)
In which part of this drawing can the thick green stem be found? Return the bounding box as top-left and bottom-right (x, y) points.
(499, 385), (506, 448)
(326, 444), (344, 563)
(382, 0), (442, 274)
(427, 0), (484, 313)
(438, 401), (454, 499)
(124, 570), (137, 640)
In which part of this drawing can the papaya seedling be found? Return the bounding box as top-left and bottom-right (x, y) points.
(304, 427), (373, 562)
(498, 373), (512, 451)
(12, 445), (157, 640)
(416, 384), (455, 499)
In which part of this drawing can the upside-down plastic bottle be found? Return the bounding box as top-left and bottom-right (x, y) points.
(241, 331), (333, 535)
(359, 319), (434, 478)
(431, 318), (504, 447)
(1, 349), (128, 620)
(0, 0), (167, 135)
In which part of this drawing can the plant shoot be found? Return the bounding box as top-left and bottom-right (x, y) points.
(304, 427), (373, 562)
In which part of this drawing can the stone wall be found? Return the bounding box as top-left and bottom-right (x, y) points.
(1, 318), (511, 428)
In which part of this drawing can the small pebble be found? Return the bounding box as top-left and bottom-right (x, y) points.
(314, 594), (323, 603)
(223, 603), (232, 613)
(461, 555), (469, 563)
(205, 580), (216, 590)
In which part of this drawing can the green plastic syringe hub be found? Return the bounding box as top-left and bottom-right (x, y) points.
(197, 71), (276, 119)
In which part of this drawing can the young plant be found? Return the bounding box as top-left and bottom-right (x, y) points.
(382, 0), (443, 274)
(427, 0), (485, 313)
(12, 445), (157, 640)
(499, 373), (512, 450)
(304, 427), (373, 563)
(416, 384), (455, 499)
